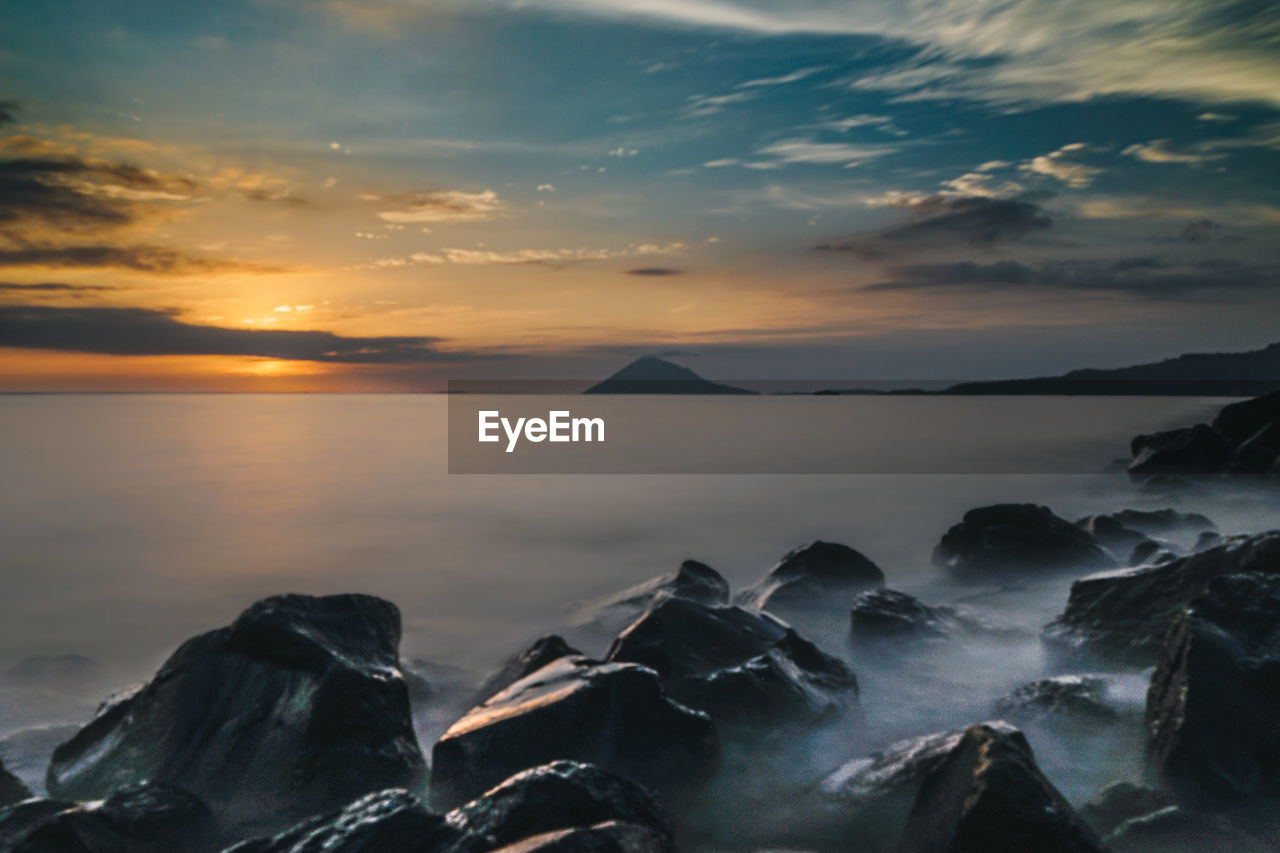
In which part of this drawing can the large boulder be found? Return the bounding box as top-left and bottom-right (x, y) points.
(1129, 424), (1234, 476)
(604, 597), (858, 726)
(736, 542), (885, 621)
(1044, 531), (1280, 666)
(472, 636), (582, 706)
(819, 724), (1016, 851)
(991, 676), (1119, 725)
(0, 783), (219, 853)
(1212, 390), (1280, 445)
(1232, 420), (1280, 474)
(563, 561), (730, 639)
(0, 760), (29, 808)
(46, 594), (426, 836)
(430, 656), (717, 809)
(933, 504), (1116, 577)
(446, 762), (671, 851)
(849, 589), (948, 641)
(896, 723), (1105, 853)
(1146, 573), (1280, 802)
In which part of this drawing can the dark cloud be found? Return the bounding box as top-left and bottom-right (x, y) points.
(0, 245), (283, 275)
(863, 258), (1277, 299)
(625, 267), (684, 276)
(815, 195), (1053, 259)
(0, 281), (114, 296)
(0, 100), (18, 126)
(0, 305), (487, 363)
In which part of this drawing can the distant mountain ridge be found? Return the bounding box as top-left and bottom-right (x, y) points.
(584, 357), (757, 395)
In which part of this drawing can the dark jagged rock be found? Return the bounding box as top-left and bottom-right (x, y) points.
(819, 724), (1017, 851)
(849, 589), (947, 640)
(896, 723), (1105, 853)
(1193, 531), (1222, 552)
(431, 656), (717, 809)
(46, 594), (425, 836)
(736, 541), (885, 620)
(991, 676), (1117, 724)
(1074, 516), (1152, 557)
(0, 760), (29, 808)
(933, 504), (1116, 577)
(1044, 531), (1280, 666)
(224, 789), (468, 853)
(1105, 508), (1215, 538)
(1077, 782), (1175, 838)
(487, 821), (669, 853)
(0, 783), (219, 853)
(1146, 573), (1280, 802)
(605, 597), (858, 726)
(1104, 806), (1276, 853)
(473, 637), (582, 706)
(1232, 420), (1280, 474)
(1127, 541), (1176, 566)
(1212, 389), (1280, 444)
(446, 762), (670, 851)
(564, 561), (730, 638)
(1129, 424), (1234, 476)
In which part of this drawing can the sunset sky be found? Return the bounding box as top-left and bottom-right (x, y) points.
(1, 0), (1278, 390)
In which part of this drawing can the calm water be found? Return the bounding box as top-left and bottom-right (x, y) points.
(1, 393), (1265, 679)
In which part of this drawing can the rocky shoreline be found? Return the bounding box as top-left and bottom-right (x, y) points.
(2, 391), (1280, 852)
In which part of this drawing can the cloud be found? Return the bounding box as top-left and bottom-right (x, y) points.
(0, 245), (284, 275)
(862, 257), (1277, 299)
(1122, 139), (1226, 166)
(608, 147), (639, 157)
(0, 101), (18, 126)
(683, 91), (757, 118)
(0, 305), (486, 363)
(1020, 142), (1104, 188)
(372, 189), (504, 224)
(537, 184), (557, 191)
(738, 66), (824, 88)
(1175, 219), (1225, 243)
(816, 195), (1053, 259)
(393, 242), (687, 267)
(754, 139), (898, 167)
(0, 281), (114, 296)
(625, 267), (684, 276)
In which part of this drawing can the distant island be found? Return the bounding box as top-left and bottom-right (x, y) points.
(584, 356), (757, 395)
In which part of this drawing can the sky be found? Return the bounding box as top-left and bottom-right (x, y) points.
(0, 0), (1278, 390)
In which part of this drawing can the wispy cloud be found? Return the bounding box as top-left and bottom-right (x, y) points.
(0, 245), (284, 275)
(1020, 142), (1104, 188)
(754, 138), (898, 168)
(1123, 140), (1227, 167)
(371, 189), (505, 224)
(372, 242), (687, 268)
(737, 66), (825, 88)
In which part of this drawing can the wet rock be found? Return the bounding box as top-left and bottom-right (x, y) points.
(223, 789), (468, 853)
(1127, 540), (1176, 566)
(1104, 806), (1276, 853)
(1077, 782), (1175, 837)
(1074, 516), (1152, 557)
(849, 589), (947, 640)
(563, 561), (730, 638)
(0, 760), (29, 808)
(474, 637), (581, 706)
(1044, 531), (1280, 666)
(605, 597), (858, 726)
(933, 504), (1116, 577)
(991, 676), (1118, 724)
(1105, 508), (1216, 538)
(1232, 420), (1280, 474)
(820, 724), (1015, 851)
(896, 723), (1105, 853)
(1129, 424), (1234, 476)
(1146, 573), (1280, 802)
(446, 762), (670, 851)
(430, 656), (717, 809)
(488, 821), (669, 853)
(736, 542), (885, 621)
(1212, 389), (1280, 445)
(46, 594), (426, 836)
(0, 783), (219, 853)
(1193, 531), (1222, 552)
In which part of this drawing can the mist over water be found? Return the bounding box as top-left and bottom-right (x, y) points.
(3, 392), (1279, 831)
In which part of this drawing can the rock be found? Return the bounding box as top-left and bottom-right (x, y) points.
(849, 589), (947, 640)
(430, 656), (717, 809)
(1074, 516), (1152, 557)
(820, 724), (1017, 851)
(1127, 541), (1176, 566)
(487, 822), (669, 853)
(0, 783), (219, 853)
(1193, 531), (1222, 552)
(1077, 782), (1175, 837)
(1104, 509), (1216, 538)
(991, 676), (1117, 724)
(473, 637), (581, 706)
(46, 594), (426, 836)
(563, 561), (730, 638)
(896, 723), (1105, 853)
(1146, 573), (1280, 802)
(223, 789), (468, 853)
(1232, 420), (1280, 474)
(604, 597), (858, 726)
(1129, 423), (1234, 476)
(1044, 531), (1280, 666)
(446, 762), (671, 851)
(1104, 806), (1276, 853)
(1212, 389), (1280, 445)
(736, 542), (885, 620)
(0, 759), (29, 808)
(933, 504), (1117, 577)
